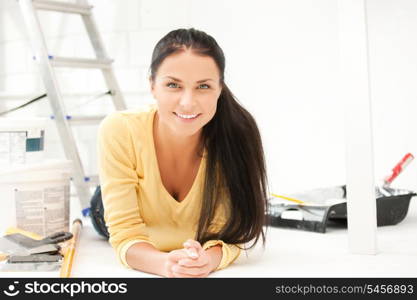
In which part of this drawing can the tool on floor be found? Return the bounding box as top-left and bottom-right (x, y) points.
(0, 228), (73, 272)
(383, 153), (414, 187)
(60, 218), (83, 278)
(4, 231), (73, 249)
(8, 254), (63, 264)
(0, 244), (60, 262)
(0, 231), (73, 262)
(17, 0), (127, 216)
(376, 152), (414, 196)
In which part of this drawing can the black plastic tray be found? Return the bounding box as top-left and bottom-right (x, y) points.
(267, 189), (416, 233)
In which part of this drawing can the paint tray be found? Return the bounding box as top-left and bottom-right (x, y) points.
(267, 186), (417, 233)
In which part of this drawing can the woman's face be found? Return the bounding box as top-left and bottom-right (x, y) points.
(150, 50), (222, 137)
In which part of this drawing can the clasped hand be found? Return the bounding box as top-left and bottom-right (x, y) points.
(165, 239), (212, 278)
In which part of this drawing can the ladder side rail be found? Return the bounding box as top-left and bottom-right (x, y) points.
(77, 0), (127, 110)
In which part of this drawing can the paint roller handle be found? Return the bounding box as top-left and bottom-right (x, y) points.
(383, 153), (414, 186)
(59, 219), (83, 278)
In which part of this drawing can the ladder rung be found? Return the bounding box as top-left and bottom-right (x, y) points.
(33, 0), (92, 15)
(50, 56), (113, 69)
(66, 115), (106, 125)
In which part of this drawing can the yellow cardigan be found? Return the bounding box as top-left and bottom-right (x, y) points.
(97, 104), (241, 271)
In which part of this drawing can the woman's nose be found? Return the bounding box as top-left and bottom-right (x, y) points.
(179, 89), (196, 108)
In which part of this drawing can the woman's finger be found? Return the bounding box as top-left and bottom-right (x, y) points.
(185, 247), (199, 259)
(167, 249), (191, 263)
(178, 257), (208, 268)
(183, 239), (203, 257)
(172, 264), (208, 277)
(184, 239), (202, 250)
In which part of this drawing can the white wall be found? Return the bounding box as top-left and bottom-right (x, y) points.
(0, 0), (416, 196)
(367, 0), (417, 192)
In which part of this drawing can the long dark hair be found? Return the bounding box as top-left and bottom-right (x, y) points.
(149, 28), (268, 250)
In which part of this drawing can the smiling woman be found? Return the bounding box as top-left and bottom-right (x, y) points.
(97, 28), (269, 278)
(151, 50), (222, 140)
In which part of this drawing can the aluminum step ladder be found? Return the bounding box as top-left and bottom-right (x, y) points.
(18, 0), (127, 215)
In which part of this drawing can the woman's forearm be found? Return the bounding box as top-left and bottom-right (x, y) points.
(205, 245), (223, 272)
(125, 242), (169, 277)
(125, 242), (223, 277)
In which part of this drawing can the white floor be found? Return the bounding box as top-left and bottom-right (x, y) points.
(2, 195), (417, 278)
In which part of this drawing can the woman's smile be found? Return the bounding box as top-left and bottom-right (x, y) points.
(173, 112), (202, 121)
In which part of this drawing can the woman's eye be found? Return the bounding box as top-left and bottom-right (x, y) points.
(166, 82), (179, 88)
(198, 84), (210, 89)
(166, 83), (210, 89)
